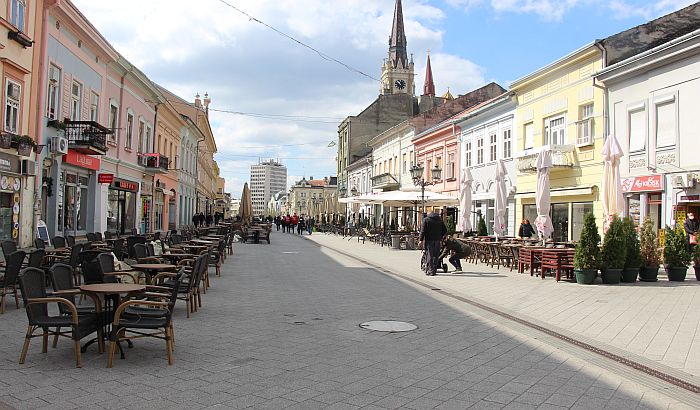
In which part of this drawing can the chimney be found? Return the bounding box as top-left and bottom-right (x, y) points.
(194, 93), (202, 108)
(203, 92), (211, 117)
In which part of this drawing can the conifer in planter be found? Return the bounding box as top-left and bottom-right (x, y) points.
(446, 215), (456, 235)
(574, 212), (600, 284)
(601, 215), (625, 284)
(621, 217), (641, 283)
(639, 216), (661, 282)
(477, 215), (488, 237)
(663, 226), (690, 282)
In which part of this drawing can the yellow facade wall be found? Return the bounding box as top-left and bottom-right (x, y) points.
(512, 46), (606, 240)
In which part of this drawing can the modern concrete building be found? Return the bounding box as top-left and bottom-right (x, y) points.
(250, 159), (287, 216)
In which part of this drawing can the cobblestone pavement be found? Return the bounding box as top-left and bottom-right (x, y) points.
(305, 233), (700, 381)
(0, 232), (697, 409)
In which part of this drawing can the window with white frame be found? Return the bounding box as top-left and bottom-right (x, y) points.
(108, 104), (118, 142)
(89, 92), (99, 122)
(655, 96), (676, 148)
(524, 123), (534, 149)
(402, 153), (407, 173)
(465, 140), (472, 167)
(489, 132), (497, 162)
(46, 65), (60, 119)
(628, 107), (646, 152)
(70, 81), (82, 121)
(446, 152), (455, 179)
(503, 129), (512, 159)
(10, 0), (26, 31)
(125, 112), (134, 149)
(544, 115), (566, 145)
(137, 120), (145, 154)
(4, 79), (20, 133)
(576, 103), (594, 145)
(477, 138), (484, 165)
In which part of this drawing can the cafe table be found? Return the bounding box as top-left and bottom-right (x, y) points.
(79, 283), (146, 357)
(129, 263), (177, 283)
(159, 253), (195, 263)
(190, 239), (213, 245)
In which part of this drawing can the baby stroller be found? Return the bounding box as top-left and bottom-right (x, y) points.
(420, 246), (449, 274)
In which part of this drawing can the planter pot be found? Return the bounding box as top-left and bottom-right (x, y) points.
(0, 133), (11, 149)
(639, 266), (659, 282)
(622, 267), (639, 283)
(574, 268), (597, 285)
(665, 266), (687, 282)
(694, 265), (700, 281)
(602, 268), (623, 284)
(17, 143), (32, 156)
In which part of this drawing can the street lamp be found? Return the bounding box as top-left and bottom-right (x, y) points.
(410, 163), (442, 214)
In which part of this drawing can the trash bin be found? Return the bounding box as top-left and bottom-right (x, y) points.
(391, 235), (401, 249)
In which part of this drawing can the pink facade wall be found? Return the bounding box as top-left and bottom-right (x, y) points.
(413, 126), (461, 197)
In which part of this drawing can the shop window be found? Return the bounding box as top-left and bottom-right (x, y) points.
(47, 65), (61, 119)
(5, 79), (21, 134)
(551, 203), (569, 242)
(572, 202), (593, 241)
(0, 192), (13, 241)
(62, 173), (89, 234)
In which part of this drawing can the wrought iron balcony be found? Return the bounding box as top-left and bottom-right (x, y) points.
(139, 153), (169, 173)
(516, 145), (577, 174)
(371, 172), (400, 190)
(64, 120), (110, 155)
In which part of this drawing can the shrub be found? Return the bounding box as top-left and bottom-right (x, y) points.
(663, 225), (691, 267)
(477, 215), (487, 236)
(622, 217), (642, 269)
(574, 212), (600, 270)
(639, 217), (661, 267)
(601, 215), (626, 270)
(446, 215), (456, 235)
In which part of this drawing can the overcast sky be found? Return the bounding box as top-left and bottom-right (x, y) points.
(72, 0), (694, 198)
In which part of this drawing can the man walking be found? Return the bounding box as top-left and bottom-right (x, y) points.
(418, 212), (447, 276)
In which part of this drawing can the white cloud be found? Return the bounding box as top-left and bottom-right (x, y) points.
(415, 53), (486, 96)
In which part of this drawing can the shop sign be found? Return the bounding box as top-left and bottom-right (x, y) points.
(681, 195), (699, 201)
(98, 173), (114, 184)
(0, 152), (19, 173)
(621, 175), (664, 193)
(63, 150), (100, 171)
(112, 179), (139, 192)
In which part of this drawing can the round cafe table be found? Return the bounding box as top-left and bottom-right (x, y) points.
(129, 263), (177, 282)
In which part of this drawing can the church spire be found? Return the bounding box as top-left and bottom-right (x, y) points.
(388, 0), (408, 69)
(423, 51), (435, 96)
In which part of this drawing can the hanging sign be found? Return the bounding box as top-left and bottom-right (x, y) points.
(98, 173), (114, 184)
(621, 175), (664, 193)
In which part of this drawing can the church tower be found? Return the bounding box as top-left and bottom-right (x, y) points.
(380, 0), (414, 96)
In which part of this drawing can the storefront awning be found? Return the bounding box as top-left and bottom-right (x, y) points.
(514, 186), (596, 199)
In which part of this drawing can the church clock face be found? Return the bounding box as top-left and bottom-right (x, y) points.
(394, 79), (406, 90)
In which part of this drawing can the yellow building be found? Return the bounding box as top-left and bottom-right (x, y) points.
(511, 44), (605, 242)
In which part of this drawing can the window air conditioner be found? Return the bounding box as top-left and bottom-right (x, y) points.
(50, 136), (68, 154)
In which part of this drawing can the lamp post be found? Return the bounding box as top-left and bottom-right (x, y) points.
(410, 163), (442, 216)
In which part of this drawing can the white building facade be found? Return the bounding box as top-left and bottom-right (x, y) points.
(456, 95), (518, 235)
(596, 29), (700, 231)
(345, 156), (373, 225)
(250, 159), (287, 216)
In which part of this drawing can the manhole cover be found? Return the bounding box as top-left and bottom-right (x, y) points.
(359, 320), (417, 332)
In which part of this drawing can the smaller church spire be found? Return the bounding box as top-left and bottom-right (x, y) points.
(423, 51), (435, 97)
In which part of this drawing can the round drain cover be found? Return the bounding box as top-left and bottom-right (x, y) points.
(359, 320), (417, 332)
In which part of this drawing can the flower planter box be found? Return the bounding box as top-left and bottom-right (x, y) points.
(0, 133), (12, 149)
(17, 143), (32, 157)
(639, 266), (659, 282)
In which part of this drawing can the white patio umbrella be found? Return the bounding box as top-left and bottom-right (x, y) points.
(534, 149), (554, 243)
(601, 134), (625, 232)
(493, 160), (508, 239)
(458, 168), (473, 233)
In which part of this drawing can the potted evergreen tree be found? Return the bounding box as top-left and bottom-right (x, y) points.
(621, 217), (641, 283)
(639, 217), (661, 282)
(693, 244), (700, 281)
(574, 212), (600, 284)
(477, 215), (488, 237)
(664, 226), (690, 281)
(446, 215), (456, 235)
(601, 215), (625, 284)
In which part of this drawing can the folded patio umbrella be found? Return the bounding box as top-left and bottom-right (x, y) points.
(601, 134), (625, 232)
(535, 149), (554, 242)
(458, 168), (473, 233)
(493, 160), (507, 238)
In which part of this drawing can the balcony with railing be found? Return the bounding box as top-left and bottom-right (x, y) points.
(371, 172), (400, 190)
(516, 144), (577, 174)
(138, 153), (170, 173)
(64, 120), (110, 155)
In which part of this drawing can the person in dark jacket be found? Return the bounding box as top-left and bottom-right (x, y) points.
(518, 219), (535, 238)
(684, 212), (699, 250)
(439, 236), (471, 272)
(206, 213), (213, 226)
(192, 213), (199, 227)
(418, 212), (447, 276)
